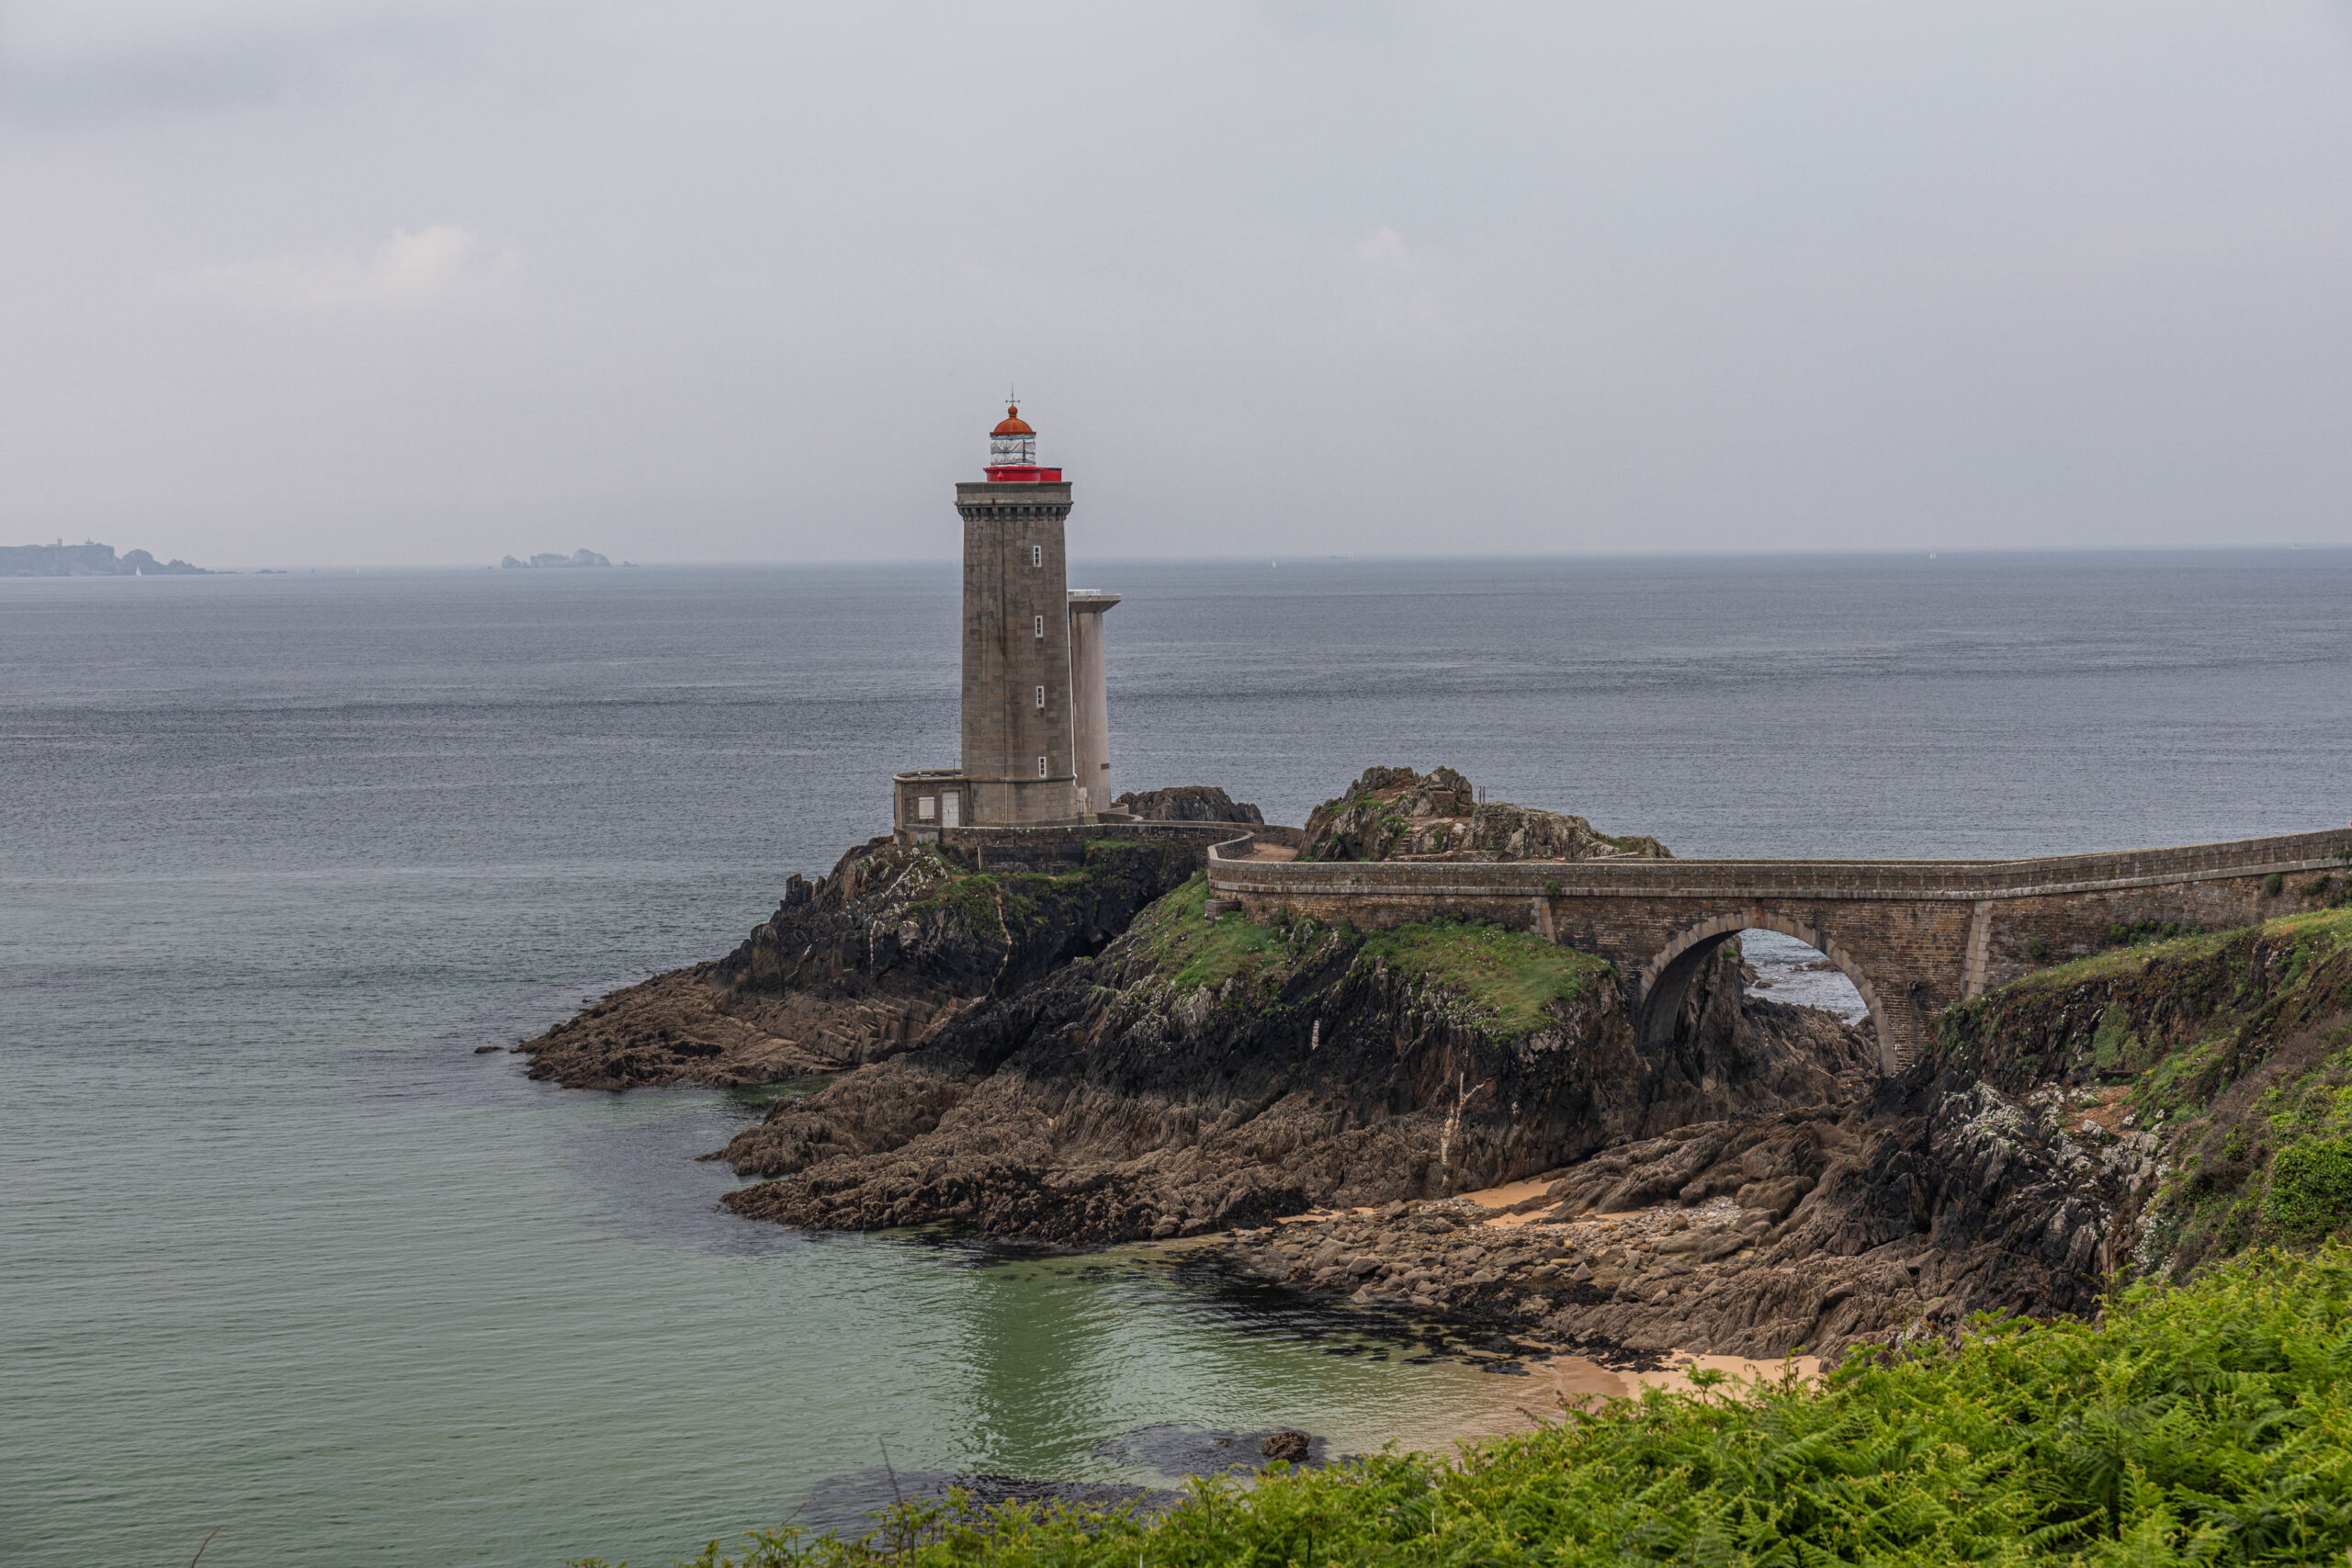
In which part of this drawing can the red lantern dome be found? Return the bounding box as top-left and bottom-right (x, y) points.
(984, 402), (1060, 482)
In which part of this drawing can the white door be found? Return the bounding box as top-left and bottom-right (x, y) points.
(942, 793), (960, 828)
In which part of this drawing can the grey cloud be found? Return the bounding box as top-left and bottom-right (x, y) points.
(0, 1), (2347, 567)
(0, 3), (492, 123)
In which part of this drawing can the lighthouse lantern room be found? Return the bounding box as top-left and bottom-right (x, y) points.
(983, 404), (1062, 482)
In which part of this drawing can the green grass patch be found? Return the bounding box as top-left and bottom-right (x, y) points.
(1998, 905), (2352, 996)
(605, 1246), (2352, 1568)
(1999, 923), (2254, 990)
(1362, 920), (1611, 1038)
(1131, 875), (1290, 992)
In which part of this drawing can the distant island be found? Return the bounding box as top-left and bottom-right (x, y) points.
(500, 549), (613, 569)
(1, 541), (210, 577)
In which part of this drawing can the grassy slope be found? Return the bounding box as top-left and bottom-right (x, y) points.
(616, 1247), (2352, 1568)
(1129, 874), (1290, 991)
(1362, 922), (1613, 1038)
(1129, 875), (1611, 1036)
(1944, 908), (2352, 1280)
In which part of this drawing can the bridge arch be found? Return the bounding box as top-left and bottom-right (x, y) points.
(1634, 910), (1897, 1075)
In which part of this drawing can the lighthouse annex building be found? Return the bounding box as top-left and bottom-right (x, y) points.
(892, 405), (1124, 833)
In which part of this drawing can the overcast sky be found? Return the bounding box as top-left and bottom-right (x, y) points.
(3, 2), (2348, 567)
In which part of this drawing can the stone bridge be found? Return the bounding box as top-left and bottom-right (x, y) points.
(1205, 828), (2352, 1073)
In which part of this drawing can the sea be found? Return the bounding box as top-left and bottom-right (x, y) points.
(5, 550), (2349, 1567)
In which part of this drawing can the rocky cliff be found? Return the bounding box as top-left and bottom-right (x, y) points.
(713, 877), (1874, 1242)
(1220, 906), (2352, 1359)
(520, 835), (1204, 1089)
(1298, 766), (1672, 863)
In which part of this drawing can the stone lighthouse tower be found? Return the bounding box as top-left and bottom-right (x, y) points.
(888, 402), (1121, 832)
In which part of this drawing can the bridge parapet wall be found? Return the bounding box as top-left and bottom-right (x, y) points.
(1207, 828), (2352, 905)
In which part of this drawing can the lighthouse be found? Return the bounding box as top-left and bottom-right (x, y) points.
(892, 403), (1121, 833)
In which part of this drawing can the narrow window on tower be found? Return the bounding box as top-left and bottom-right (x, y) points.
(1031, 545), (1042, 568)
(1037, 755), (1048, 778)
(1035, 685), (1046, 710)
(1034, 615), (1045, 639)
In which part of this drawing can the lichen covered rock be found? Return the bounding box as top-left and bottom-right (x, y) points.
(1297, 766), (1671, 863)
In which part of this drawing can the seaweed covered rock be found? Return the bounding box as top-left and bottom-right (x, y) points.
(1297, 766), (1671, 863)
(714, 878), (1872, 1243)
(519, 838), (1203, 1089)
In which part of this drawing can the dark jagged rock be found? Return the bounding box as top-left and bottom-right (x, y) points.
(715, 880), (1873, 1242)
(1297, 766), (1671, 863)
(1258, 1430), (1311, 1463)
(1112, 785), (1265, 825)
(519, 838), (1203, 1089)
(1220, 913), (2352, 1360)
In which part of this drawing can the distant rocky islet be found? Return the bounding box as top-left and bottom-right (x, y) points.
(499, 549), (620, 569)
(1, 541), (210, 577)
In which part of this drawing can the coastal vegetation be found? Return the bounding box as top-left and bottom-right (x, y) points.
(1130, 876), (1611, 1037)
(1360, 921), (1613, 1040)
(594, 1246), (2352, 1567)
(1130, 874), (1288, 991)
(1943, 908), (2352, 1281)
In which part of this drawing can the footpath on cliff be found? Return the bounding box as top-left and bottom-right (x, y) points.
(516, 765), (2352, 1371)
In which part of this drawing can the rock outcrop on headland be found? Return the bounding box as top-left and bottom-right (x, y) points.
(521, 784), (1288, 1090)
(520, 836), (1203, 1089)
(1298, 766), (1672, 863)
(1111, 786), (1264, 825)
(1222, 1071), (2130, 1360)
(713, 875), (1875, 1242)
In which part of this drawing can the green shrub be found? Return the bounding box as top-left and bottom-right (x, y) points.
(2266, 1135), (2352, 1240)
(2264, 872), (2285, 897)
(2025, 935), (2051, 962)
(2301, 875), (2335, 899)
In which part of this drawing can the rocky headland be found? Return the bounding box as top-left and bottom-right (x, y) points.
(1, 541), (209, 576)
(520, 767), (2352, 1367)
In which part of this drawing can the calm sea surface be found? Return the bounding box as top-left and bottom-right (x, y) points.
(5, 552), (2350, 1566)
